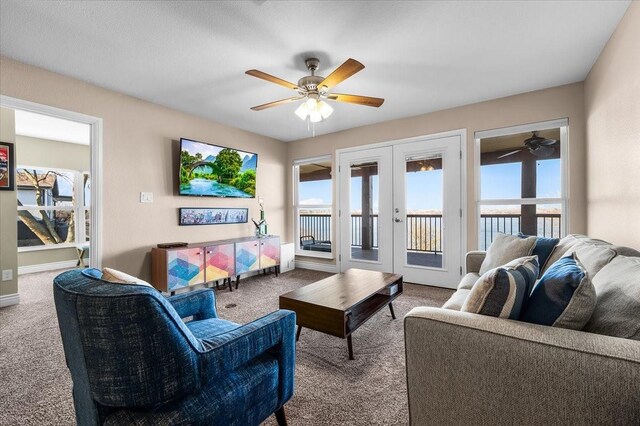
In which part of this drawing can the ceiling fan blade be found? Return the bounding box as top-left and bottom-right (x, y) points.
(538, 138), (559, 146)
(326, 93), (384, 107)
(245, 69), (299, 90)
(250, 96), (304, 111)
(497, 149), (523, 159)
(318, 58), (364, 91)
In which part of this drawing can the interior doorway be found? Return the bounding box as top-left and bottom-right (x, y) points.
(337, 131), (465, 288)
(0, 96), (103, 272)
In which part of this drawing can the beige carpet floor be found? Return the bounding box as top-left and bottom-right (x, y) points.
(0, 268), (452, 425)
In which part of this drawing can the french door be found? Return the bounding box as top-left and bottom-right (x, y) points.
(338, 135), (462, 288)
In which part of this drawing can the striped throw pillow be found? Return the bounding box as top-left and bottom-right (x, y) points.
(462, 256), (539, 319)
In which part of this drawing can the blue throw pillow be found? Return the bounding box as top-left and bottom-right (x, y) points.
(81, 268), (103, 279)
(461, 256), (539, 319)
(519, 253), (596, 330)
(518, 233), (559, 276)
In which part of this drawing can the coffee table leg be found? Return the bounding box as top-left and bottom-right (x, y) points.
(389, 302), (396, 320)
(347, 335), (354, 360)
(296, 325), (302, 342)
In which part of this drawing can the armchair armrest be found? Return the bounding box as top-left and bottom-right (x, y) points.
(167, 288), (217, 320)
(199, 310), (296, 407)
(465, 250), (486, 273)
(404, 307), (640, 425)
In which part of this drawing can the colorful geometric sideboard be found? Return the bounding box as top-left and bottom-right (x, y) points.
(166, 248), (205, 291)
(259, 237), (280, 268)
(151, 236), (280, 293)
(235, 240), (260, 275)
(205, 243), (235, 282)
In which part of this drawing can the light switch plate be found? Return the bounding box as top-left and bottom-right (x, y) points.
(140, 192), (154, 203)
(2, 269), (13, 281)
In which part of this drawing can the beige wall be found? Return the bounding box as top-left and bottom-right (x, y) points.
(287, 83), (587, 257)
(17, 135), (90, 171)
(16, 135), (91, 267)
(0, 107), (18, 296)
(0, 57), (288, 280)
(585, 1), (640, 248)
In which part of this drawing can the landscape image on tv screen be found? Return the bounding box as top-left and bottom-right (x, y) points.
(179, 138), (257, 198)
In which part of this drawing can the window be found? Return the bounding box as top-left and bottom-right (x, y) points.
(475, 120), (568, 250)
(293, 156), (333, 258)
(17, 166), (90, 249)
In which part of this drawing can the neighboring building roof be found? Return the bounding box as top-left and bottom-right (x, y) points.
(16, 169), (56, 189)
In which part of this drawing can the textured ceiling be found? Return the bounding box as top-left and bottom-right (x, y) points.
(0, 0), (630, 142)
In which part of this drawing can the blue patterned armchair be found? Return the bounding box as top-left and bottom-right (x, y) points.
(53, 269), (296, 426)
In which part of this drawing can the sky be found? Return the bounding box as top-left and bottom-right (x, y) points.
(299, 158), (561, 213)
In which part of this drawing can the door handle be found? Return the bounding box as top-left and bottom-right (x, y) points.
(394, 218), (403, 223)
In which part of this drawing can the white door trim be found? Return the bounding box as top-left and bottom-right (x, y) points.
(336, 129), (467, 287)
(0, 95), (104, 269)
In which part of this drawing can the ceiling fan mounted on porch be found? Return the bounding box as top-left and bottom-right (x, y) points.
(245, 57), (384, 122)
(497, 131), (559, 159)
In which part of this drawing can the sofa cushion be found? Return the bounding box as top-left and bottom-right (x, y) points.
(520, 253), (596, 330)
(541, 235), (611, 274)
(462, 256), (539, 319)
(442, 289), (471, 311)
(583, 256), (640, 340)
(610, 245), (640, 258)
(458, 273), (480, 290)
(518, 233), (559, 277)
(479, 233), (536, 275)
(568, 241), (617, 278)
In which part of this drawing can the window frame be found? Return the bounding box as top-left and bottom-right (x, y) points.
(474, 119), (569, 249)
(293, 155), (334, 259)
(16, 164), (89, 252)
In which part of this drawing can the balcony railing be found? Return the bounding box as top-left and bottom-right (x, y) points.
(299, 213), (561, 252)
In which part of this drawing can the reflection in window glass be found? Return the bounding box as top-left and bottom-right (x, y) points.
(478, 127), (565, 249)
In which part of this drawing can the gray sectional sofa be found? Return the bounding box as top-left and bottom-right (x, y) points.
(404, 234), (640, 425)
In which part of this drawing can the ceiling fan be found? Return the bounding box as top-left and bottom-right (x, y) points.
(245, 57), (384, 122)
(497, 131), (559, 159)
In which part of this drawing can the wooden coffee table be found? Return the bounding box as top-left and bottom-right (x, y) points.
(279, 268), (403, 360)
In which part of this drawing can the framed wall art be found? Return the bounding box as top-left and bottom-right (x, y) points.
(0, 141), (15, 191)
(179, 207), (248, 226)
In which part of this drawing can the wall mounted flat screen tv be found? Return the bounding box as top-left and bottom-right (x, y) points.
(179, 138), (257, 198)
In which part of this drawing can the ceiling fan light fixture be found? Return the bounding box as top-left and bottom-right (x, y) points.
(306, 98), (318, 111)
(294, 103), (309, 120)
(294, 99), (333, 122)
(317, 100), (333, 118)
(309, 110), (323, 123)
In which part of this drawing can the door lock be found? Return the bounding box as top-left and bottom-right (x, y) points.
(394, 218), (403, 223)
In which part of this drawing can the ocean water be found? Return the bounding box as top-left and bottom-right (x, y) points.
(181, 178), (252, 198)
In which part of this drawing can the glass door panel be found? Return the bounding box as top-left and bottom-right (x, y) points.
(339, 147), (393, 273)
(404, 154), (443, 268)
(350, 161), (379, 262)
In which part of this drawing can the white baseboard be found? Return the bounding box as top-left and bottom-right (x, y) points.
(18, 259), (87, 275)
(0, 293), (20, 308)
(295, 260), (339, 274)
